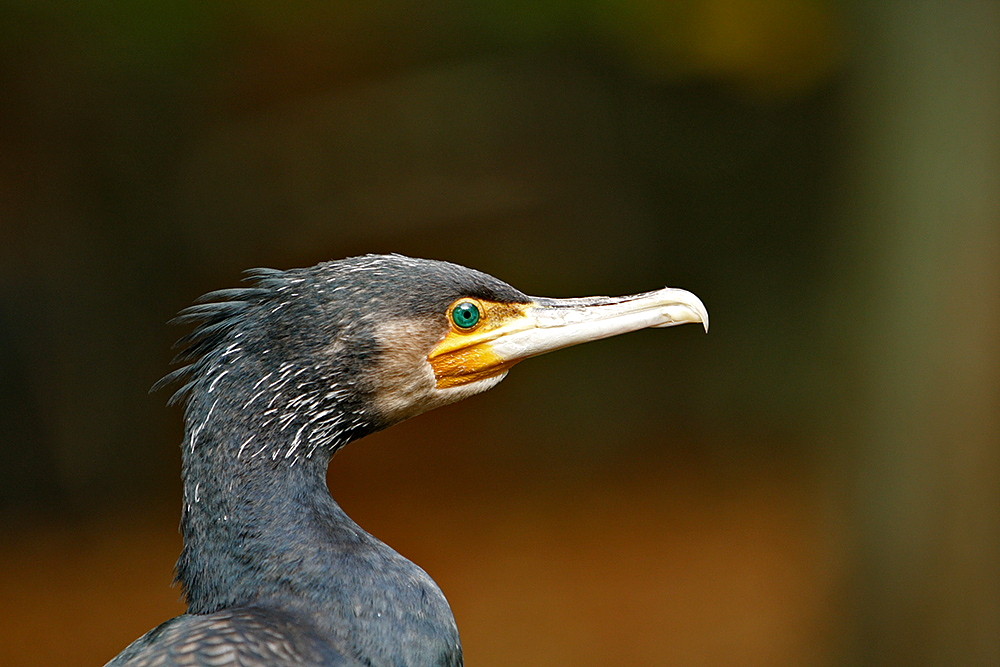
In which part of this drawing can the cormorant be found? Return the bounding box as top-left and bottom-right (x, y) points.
(107, 254), (707, 667)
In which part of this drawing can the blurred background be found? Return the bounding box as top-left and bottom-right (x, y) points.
(1, 1), (997, 665)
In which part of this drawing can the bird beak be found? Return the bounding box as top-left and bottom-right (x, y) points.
(428, 287), (708, 389)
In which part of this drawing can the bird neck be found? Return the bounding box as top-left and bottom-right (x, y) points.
(175, 387), (371, 615)
(174, 388), (463, 666)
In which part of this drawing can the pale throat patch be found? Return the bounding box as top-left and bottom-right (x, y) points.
(370, 318), (507, 424)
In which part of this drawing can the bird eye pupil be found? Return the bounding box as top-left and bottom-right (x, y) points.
(452, 302), (480, 329)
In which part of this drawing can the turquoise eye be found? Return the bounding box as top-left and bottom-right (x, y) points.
(451, 301), (481, 329)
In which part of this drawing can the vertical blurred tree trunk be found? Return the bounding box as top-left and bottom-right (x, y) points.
(839, 2), (1000, 664)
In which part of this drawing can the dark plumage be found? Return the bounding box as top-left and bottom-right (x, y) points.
(107, 254), (707, 667)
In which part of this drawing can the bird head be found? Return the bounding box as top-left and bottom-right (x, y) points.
(162, 254), (707, 457)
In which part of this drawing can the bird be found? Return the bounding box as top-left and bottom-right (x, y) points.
(106, 253), (708, 667)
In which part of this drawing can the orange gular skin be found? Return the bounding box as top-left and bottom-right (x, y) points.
(427, 300), (530, 389)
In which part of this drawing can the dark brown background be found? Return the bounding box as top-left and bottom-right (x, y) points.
(1, 2), (997, 665)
